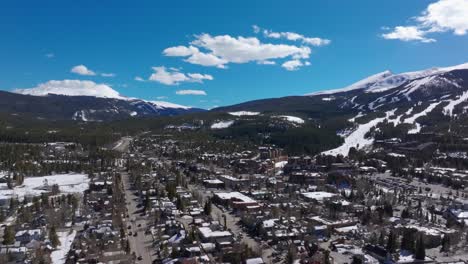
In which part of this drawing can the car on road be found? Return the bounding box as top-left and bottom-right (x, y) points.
(138, 223), (142, 227)
(137, 256), (143, 261)
(129, 231), (133, 236)
(128, 225), (131, 229)
(133, 232), (138, 237)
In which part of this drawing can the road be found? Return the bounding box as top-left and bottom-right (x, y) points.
(112, 136), (132, 152)
(113, 137), (154, 264)
(122, 170), (154, 264)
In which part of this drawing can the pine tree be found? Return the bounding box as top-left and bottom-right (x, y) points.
(204, 200), (212, 216)
(2, 226), (15, 245)
(441, 235), (450, 253)
(49, 226), (61, 248)
(415, 234), (426, 260)
(386, 229), (397, 253)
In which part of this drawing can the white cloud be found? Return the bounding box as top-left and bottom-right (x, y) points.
(101, 73), (116, 77)
(163, 33), (312, 70)
(281, 60), (306, 71)
(257, 60), (276, 65)
(148, 66), (214, 85)
(176, 89), (207, 95)
(156, 96), (168, 99)
(382, 26), (436, 43)
(258, 26), (331, 46)
(382, 0), (468, 42)
(163, 45), (200, 56)
(135, 76), (145, 82)
(71, 65), (96, 76)
(13, 80), (123, 99)
(45, 53), (55, 58)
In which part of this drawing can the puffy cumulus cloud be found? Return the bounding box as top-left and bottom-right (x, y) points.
(418, 0), (468, 35)
(257, 26), (331, 47)
(281, 60), (310, 71)
(13, 80), (124, 99)
(382, 0), (468, 42)
(71, 65), (96, 76)
(148, 66), (214, 85)
(163, 33), (313, 70)
(176, 89), (207, 96)
(382, 26), (436, 43)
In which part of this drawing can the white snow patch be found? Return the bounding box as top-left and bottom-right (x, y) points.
(228, 111), (260, 116)
(403, 102), (441, 134)
(0, 173), (89, 200)
(275, 161), (288, 169)
(148, 101), (191, 109)
(322, 110), (395, 156)
(275, 115), (305, 124)
(443, 91), (468, 116)
(211, 120), (234, 129)
(348, 112), (364, 123)
(130, 111), (138, 116)
(51, 230), (77, 264)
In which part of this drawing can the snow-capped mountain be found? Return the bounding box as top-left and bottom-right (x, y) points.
(14, 80), (127, 100)
(215, 62), (468, 156)
(309, 62), (468, 96)
(0, 82), (203, 121)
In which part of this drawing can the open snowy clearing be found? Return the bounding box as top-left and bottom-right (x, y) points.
(51, 230), (77, 264)
(228, 111), (260, 116)
(211, 120), (234, 129)
(275, 115), (305, 124)
(0, 173), (89, 200)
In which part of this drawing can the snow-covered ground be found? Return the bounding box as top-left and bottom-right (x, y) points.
(51, 230), (77, 264)
(228, 111), (260, 116)
(0, 173), (89, 200)
(275, 161), (288, 168)
(275, 115), (305, 124)
(211, 120), (234, 129)
(323, 110), (395, 156)
(443, 90), (468, 116)
(403, 102), (442, 134)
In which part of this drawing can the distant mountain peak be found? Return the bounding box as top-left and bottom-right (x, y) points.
(308, 62), (468, 96)
(13, 79), (126, 100)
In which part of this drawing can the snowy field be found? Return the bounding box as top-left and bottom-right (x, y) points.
(228, 111), (260, 116)
(50, 230), (77, 264)
(0, 173), (89, 200)
(211, 120), (234, 129)
(275, 115), (305, 124)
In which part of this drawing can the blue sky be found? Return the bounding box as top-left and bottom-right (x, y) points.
(1, 0), (468, 108)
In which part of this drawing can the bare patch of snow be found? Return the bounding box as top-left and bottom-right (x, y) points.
(51, 230), (77, 264)
(275, 115), (305, 124)
(0, 173), (89, 200)
(443, 91), (468, 116)
(322, 110), (396, 156)
(403, 102), (442, 134)
(211, 120), (234, 129)
(228, 111), (260, 116)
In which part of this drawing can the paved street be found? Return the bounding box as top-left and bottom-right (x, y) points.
(122, 171), (154, 263)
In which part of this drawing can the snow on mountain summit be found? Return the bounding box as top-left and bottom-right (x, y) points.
(13, 79), (193, 110)
(14, 80), (126, 99)
(308, 62), (468, 96)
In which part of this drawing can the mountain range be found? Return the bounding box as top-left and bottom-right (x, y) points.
(2, 62), (468, 155)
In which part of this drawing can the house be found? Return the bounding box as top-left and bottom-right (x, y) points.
(15, 229), (43, 245)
